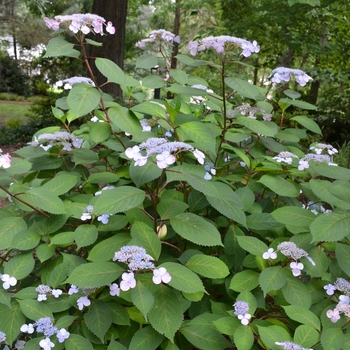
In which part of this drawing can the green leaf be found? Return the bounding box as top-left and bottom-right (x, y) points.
(283, 305), (320, 330)
(4, 158), (32, 175)
(108, 340), (128, 350)
(36, 243), (55, 262)
(170, 213), (223, 247)
(179, 121), (216, 154)
(90, 121), (111, 143)
(48, 262), (68, 288)
(335, 243), (350, 278)
(4, 252), (35, 279)
(282, 276), (312, 308)
(67, 84), (101, 117)
(44, 37), (80, 58)
(56, 315), (77, 329)
(236, 236), (268, 256)
(321, 328), (344, 350)
(246, 213), (283, 231)
(148, 286), (184, 341)
(109, 105), (142, 136)
(0, 302), (25, 345)
(94, 187), (145, 215)
(131, 281), (154, 321)
(213, 316), (241, 336)
(294, 325), (320, 348)
(131, 101), (167, 119)
(136, 54), (159, 69)
(65, 334), (94, 350)
(84, 300), (112, 342)
(66, 262), (124, 288)
(0, 217), (27, 250)
(291, 116), (322, 135)
(95, 57), (127, 85)
(130, 221), (161, 260)
(88, 232), (131, 262)
(271, 207), (315, 228)
(279, 98), (317, 110)
(162, 262), (205, 293)
(307, 162), (350, 180)
(74, 225), (98, 249)
(258, 326), (292, 350)
(170, 68), (188, 84)
(259, 267), (286, 295)
(71, 149), (99, 165)
(225, 77), (265, 100)
(129, 325), (164, 350)
(18, 299), (53, 320)
(233, 325), (254, 350)
(0, 289), (11, 307)
(142, 75), (166, 88)
(186, 255), (229, 279)
(110, 303), (130, 326)
(258, 175), (300, 197)
(235, 117), (276, 137)
(129, 160), (162, 187)
(158, 199), (189, 220)
(310, 213), (350, 242)
(88, 172), (120, 184)
(43, 174), (78, 196)
(229, 270), (260, 292)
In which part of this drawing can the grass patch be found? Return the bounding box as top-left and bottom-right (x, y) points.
(0, 101), (32, 126)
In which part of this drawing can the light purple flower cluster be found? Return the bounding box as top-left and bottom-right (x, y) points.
(302, 201), (332, 215)
(135, 29), (180, 48)
(54, 76), (95, 90)
(0, 331), (6, 342)
(275, 341), (312, 350)
(44, 13), (115, 35)
(189, 35), (260, 57)
(233, 300), (251, 325)
(35, 284), (62, 301)
(269, 67), (312, 86)
(113, 246), (155, 271)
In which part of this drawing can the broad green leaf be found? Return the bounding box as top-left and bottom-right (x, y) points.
(67, 84), (101, 117)
(0, 217), (27, 249)
(229, 270), (259, 292)
(259, 267), (286, 295)
(291, 116), (322, 135)
(307, 161), (350, 180)
(109, 105), (142, 136)
(271, 207), (315, 228)
(45, 295), (71, 313)
(294, 325), (320, 348)
(186, 255), (229, 279)
(50, 231), (74, 246)
(74, 225), (98, 249)
(335, 243), (350, 278)
(233, 325), (254, 350)
(48, 262), (68, 288)
(110, 303), (130, 326)
(130, 221), (161, 260)
(234, 117), (276, 137)
(88, 232), (131, 262)
(170, 68), (188, 84)
(43, 174), (78, 196)
(0, 302), (25, 345)
(4, 252), (35, 279)
(170, 213), (223, 247)
(129, 325), (164, 350)
(71, 149), (99, 165)
(136, 54), (158, 69)
(236, 236), (268, 256)
(310, 213), (350, 242)
(56, 315), (77, 329)
(65, 334), (94, 350)
(94, 187), (145, 215)
(321, 328), (344, 350)
(131, 101), (167, 119)
(166, 83), (208, 96)
(4, 158), (32, 175)
(246, 213), (283, 231)
(44, 37), (80, 58)
(18, 299), (53, 320)
(282, 276), (311, 308)
(258, 326), (292, 350)
(158, 199), (189, 220)
(213, 316), (241, 336)
(95, 57), (127, 85)
(90, 121), (111, 143)
(142, 75), (166, 88)
(108, 340), (128, 350)
(148, 286), (184, 341)
(225, 77), (265, 100)
(87, 172), (120, 184)
(129, 160), (162, 187)
(283, 305), (320, 330)
(279, 98), (317, 110)
(0, 289), (11, 307)
(258, 175), (300, 197)
(36, 243), (55, 263)
(179, 121), (216, 154)
(84, 300), (113, 342)
(131, 281), (154, 321)
(66, 262), (124, 288)
(162, 262), (205, 293)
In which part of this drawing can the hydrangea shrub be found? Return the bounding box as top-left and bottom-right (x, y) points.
(0, 12), (349, 350)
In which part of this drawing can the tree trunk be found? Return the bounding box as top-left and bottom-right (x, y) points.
(88, 0), (128, 100)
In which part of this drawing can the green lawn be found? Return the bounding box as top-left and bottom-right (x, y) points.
(0, 101), (31, 126)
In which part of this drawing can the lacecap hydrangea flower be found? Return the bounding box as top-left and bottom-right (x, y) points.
(0, 149), (11, 169)
(275, 341), (312, 350)
(135, 29), (180, 48)
(269, 67), (312, 86)
(233, 300), (252, 325)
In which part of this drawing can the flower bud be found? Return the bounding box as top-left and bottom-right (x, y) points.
(157, 225), (167, 239)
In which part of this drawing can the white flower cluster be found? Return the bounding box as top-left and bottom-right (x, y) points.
(190, 84), (214, 104)
(44, 13), (115, 35)
(135, 29), (180, 48)
(0, 331), (5, 342)
(21, 317), (70, 350)
(275, 341), (312, 350)
(67, 285), (94, 310)
(0, 273), (17, 290)
(269, 67), (312, 86)
(35, 284), (62, 301)
(273, 151), (299, 165)
(189, 35), (260, 57)
(125, 137), (205, 169)
(0, 149), (11, 169)
(55, 76), (95, 90)
(204, 162), (216, 180)
(302, 201), (332, 215)
(310, 143), (338, 156)
(28, 131), (83, 152)
(233, 300), (252, 325)
(81, 205), (112, 224)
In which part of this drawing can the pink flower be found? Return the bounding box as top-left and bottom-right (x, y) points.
(326, 309), (340, 323)
(106, 21), (116, 34)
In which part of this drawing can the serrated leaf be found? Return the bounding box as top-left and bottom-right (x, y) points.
(259, 267), (286, 295)
(4, 252), (35, 279)
(213, 316), (241, 336)
(108, 340), (128, 350)
(36, 243), (55, 262)
(74, 225), (98, 249)
(110, 303), (130, 326)
(44, 37), (80, 58)
(0, 217), (27, 250)
(233, 325), (254, 350)
(258, 175), (300, 197)
(225, 77), (265, 100)
(282, 276), (311, 308)
(71, 149), (98, 165)
(258, 326), (292, 350)
(271, 207), (315, 228)
(131, 281), (154, 321)
(229, 270), (259, 292)
(129, 160), (162, 187)
(321, 328), (344, 350)
(158, 199), (189, 220)
(283, 305), (320, 330)
(0, 302), (25, 345)
(186, 255), (229, 279)
(90, 121), (111, 143)
(246, 213), (283, 231)
(235, 117), (275, 137)
(43, 174), (78, 196)
(136, 54), (158, 69)
(18, 299), (53, 320)
(148, 286), (184, 341)
(56, 315), (77, 329)
(236, 236), (268, 256)
(66, 262), (124, 288)
(307, 161), (350, 180)
(84, 300), (112, 342)
(129, 325), (164, 350)
(170, 213), (223, 247)
(67, 84), (101, 117)
(65, 334), (94, 350)
(335, 243), (350, 278)
(0, 289), (11, 307)
(93, 187), (145, 215)
(291, 116), (322, 135)
(48, 262), (68, 288)
(88, 172), (120, 184)
(11, 229), (49, 250)
(131, 101), (167, 119)
(294, 325), (320, 348)
(50, 231), (75, 245)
